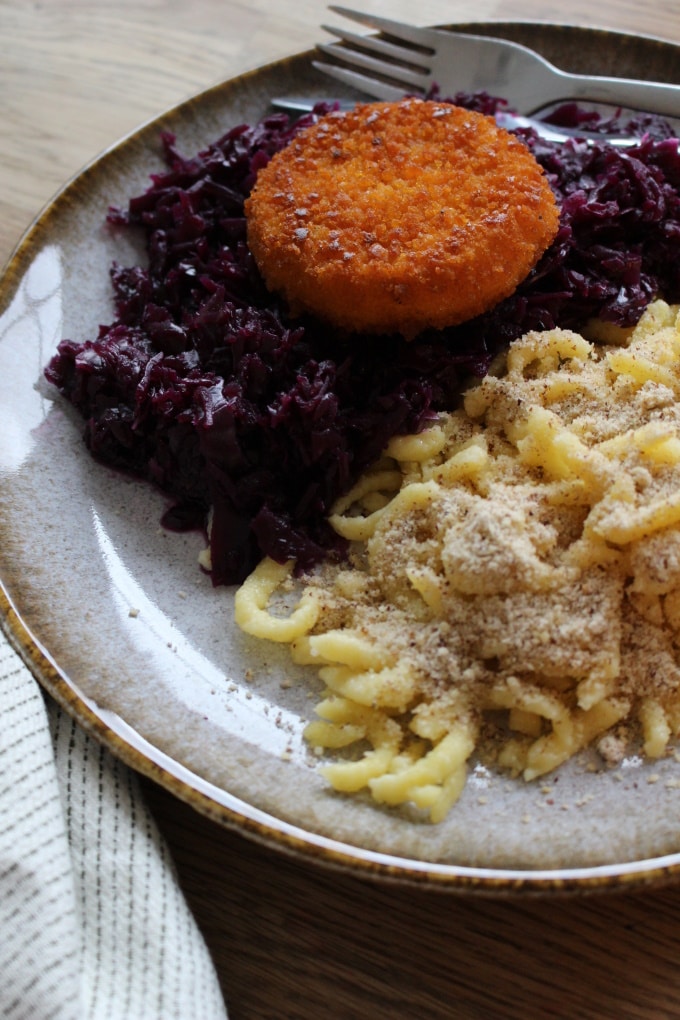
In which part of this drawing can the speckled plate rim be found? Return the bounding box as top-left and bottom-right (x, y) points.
(4, 21), (680, 895)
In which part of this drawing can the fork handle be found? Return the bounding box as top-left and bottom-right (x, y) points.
(542, 70), (680, 119)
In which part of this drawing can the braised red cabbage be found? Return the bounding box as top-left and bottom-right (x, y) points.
(45, 98), (680, 583)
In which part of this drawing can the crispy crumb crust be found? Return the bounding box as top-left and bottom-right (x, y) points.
(245, 98), (559, 338)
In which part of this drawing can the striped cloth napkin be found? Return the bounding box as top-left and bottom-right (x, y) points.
(0, 629), (229, 1020)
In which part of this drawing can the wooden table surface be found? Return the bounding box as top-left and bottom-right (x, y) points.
(5, 1), (680, 1017)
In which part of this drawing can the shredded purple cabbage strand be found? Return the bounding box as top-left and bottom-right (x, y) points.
(45, 94), (680, 583)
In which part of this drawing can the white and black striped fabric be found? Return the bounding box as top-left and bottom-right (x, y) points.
(0, 633), (228, 1020)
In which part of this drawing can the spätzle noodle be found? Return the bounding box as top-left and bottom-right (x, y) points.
(234, 558), (321, 642)
(235, 301), (680, 822)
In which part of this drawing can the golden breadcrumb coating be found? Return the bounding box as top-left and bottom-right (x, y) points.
(245, 98), (559, 338)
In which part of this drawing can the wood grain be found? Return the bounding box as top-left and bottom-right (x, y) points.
(142, 779), (680, 1019)
(3, 1), (680, 1017)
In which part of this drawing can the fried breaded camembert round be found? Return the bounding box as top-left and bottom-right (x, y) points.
(245, 99), (559, 338)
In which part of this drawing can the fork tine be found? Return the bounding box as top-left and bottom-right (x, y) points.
(328, 6), (442, 49)
(321, 23), (431, 69)
(316, 42), (429, 93)
(312, 60), (409, 102)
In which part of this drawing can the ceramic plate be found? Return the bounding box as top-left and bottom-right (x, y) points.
(4, 23), (680, 893)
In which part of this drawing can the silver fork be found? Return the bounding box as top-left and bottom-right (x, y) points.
(315, 7), (680, 118)
(270, 97), (637, 146)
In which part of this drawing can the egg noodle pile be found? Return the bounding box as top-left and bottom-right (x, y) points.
(235, 301), (680, 822)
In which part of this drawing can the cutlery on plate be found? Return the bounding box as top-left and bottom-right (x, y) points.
(269, 96), (640, 146)
(313, 6), (680, 118)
